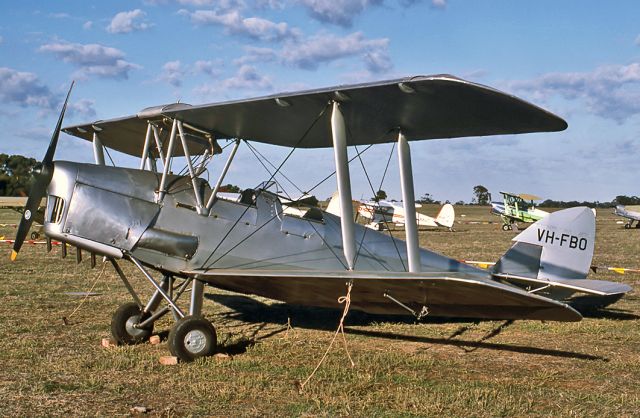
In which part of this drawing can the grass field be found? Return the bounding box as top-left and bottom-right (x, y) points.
(0, 205), (638, 417)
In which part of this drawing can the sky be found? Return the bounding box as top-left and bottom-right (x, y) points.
(1, 0), (639, 203)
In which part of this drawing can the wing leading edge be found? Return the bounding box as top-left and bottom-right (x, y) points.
(185, 269), (581, 322)
(63, 75), (567, 155)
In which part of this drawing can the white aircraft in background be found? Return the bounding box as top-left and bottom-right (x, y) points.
(326, 194), (455, 231)
(614, 205), (640, 229)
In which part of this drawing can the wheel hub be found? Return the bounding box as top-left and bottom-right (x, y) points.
(184, 330), (207, 354)
(125, 315), (147, 338)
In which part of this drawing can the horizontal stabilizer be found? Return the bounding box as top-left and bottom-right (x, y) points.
(493, 273), (632, 296)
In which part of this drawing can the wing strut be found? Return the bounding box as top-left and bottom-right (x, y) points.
(331, 101), (356, 270)
(157, 119), (178, 202)
(139, 123), (153, 170)
(206, 139), (241, 211)
(398, 131), (421, 272)
(92, 132), (105, 165)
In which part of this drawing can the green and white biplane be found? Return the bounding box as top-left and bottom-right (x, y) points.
(490, 191), (549, 231)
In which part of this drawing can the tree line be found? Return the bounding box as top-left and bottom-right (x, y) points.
(0, 154), (637, 208)
(0, 154), (37, 196)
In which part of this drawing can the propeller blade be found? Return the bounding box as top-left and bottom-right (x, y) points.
(12, 81), (74, 261)
(12, 175), (49, 259)
(44, 81), (75, 166)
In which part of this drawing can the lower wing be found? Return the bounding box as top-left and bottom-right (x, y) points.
(184, 269), (581, 322)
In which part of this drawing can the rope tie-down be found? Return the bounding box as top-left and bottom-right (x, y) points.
(298, 281), (355, 393)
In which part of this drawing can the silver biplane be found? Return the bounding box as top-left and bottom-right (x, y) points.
(614, 205), (640, 229)
(11, 75), (631, 362)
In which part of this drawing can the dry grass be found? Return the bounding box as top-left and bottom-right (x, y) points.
(0, 206), (638, 417)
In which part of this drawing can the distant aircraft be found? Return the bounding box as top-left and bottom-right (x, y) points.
(614, 205), (640, 229)
(491, 191), (549, 231)
(353, 199), (455, 231)
(10, 75), (631, 362)
(0, 196), (45, 239)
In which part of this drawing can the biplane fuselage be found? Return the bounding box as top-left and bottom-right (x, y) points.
(45, 161), (480, 280)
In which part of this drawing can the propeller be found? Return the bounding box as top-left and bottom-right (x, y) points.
(11, 81), (74, 261)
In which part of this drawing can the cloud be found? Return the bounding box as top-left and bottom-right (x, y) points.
(158, 60), (185, 87)
(68, 98), (97, 118)
(233, 46), (278, 65)
(195, 65), (272, 97)
(363, 50), (392, 73)
(49, 12), (71, 19)
(83, 21), (93, 30)
(510, 62), (640, 123)
(232, 32), (392, 73)
(39, 41), (141, 80)
(0, 67), (54, 108)
(194, 59), (224, 77)
(106, 9), (152, 34)
(179, 9), (299, 41)
(398, 0), (447, 8)
(280, 32), (391, 71)
(298, 0), (381, 28)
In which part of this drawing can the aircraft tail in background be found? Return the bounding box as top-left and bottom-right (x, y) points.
(434, 203), (455, 229)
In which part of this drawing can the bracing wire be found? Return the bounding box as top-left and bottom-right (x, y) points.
(199, 103), (330, 269)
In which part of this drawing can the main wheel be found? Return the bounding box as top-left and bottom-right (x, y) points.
(625, 223), (631, 229)
(30, 231), (39, 240)
(502, 224), (510, 231)
(111, 302), (153, 345)
(168, 316), (217, 362)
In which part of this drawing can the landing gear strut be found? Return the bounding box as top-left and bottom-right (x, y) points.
(109, 257), (218, 362)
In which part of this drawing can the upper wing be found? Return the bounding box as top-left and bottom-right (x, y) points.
(185, 268), (581, 322)
(63, 75), (567, 155)
(518, 193), (542, 201)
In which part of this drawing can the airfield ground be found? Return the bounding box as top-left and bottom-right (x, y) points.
(0, 206), (638, 416)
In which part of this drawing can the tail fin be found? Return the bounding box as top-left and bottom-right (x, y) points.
(325, 191), (362, 219)
(492, 207), (631, 299)
(325, 191), (341, 216)
(435, 204), (455, 228)
(493, 207), (594, 282)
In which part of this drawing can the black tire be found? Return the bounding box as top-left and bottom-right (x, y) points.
(625, 223), (631, 229)
(168, 316), (217, 362)
(502, 224), (510, 231)
(111, 302), (153, 345)
(30, 231), (39, 240)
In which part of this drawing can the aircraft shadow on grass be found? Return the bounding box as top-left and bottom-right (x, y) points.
(206, 293), (615, 361)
